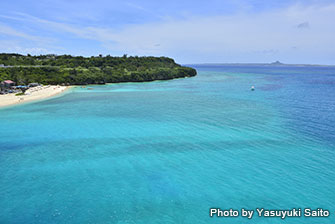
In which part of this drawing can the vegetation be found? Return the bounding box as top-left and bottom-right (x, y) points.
(0, 54), (196, 85)
(15, 92), (25, 96)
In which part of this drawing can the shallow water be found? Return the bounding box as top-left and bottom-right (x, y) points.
(0, 65), (334, 223)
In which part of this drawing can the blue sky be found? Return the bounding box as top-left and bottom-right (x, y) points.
(0, 0), (334, 64)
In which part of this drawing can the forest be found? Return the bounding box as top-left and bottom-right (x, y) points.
(0, 54), (197, 85)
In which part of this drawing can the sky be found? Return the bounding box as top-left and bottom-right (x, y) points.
(0, 0), (334, 64)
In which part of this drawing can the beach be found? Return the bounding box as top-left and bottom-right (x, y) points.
(0, 85), (70, 108)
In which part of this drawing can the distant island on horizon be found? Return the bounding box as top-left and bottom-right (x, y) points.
(186, 61), (335, 67)
(0, 53), (197, 85)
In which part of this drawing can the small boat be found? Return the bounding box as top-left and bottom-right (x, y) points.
(88, 88), (93, 90)
(251, 86), (255, 91)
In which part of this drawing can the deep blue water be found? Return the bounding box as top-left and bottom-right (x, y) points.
(0, 65), (334, 223)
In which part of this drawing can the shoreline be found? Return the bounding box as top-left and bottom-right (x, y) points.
(0, 77), (183, 109)
(0, 85), (71, 109)
(0, 75), (193, 109)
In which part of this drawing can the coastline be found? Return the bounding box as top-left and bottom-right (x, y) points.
(0, 75), (192, 109)
(0, 85), (71, 109)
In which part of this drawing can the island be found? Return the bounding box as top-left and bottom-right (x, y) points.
(0, 54), (197, 85)
(0, 53), (196, 108)
(270, 61), (284, 65)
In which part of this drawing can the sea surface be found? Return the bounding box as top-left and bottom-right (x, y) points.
(0, 65), (334, 224)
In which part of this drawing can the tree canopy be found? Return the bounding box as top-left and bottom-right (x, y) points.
(0, 54), (197, 85)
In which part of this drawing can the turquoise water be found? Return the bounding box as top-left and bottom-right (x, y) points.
(0, 65), (335, 223)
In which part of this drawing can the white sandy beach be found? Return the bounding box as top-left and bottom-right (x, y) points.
(0, 85), (70, 108)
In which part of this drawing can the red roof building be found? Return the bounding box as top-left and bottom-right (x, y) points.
(4, 80), (15, 84)
(2, 80), (16, 88)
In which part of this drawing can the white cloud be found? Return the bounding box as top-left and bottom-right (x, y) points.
(0, 23), (39, 40)
(102, 3), (335, 63)
(0, 40), (50, 55)
(1, 2), (335, 63)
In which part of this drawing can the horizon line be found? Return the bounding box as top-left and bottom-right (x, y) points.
(183, 62), (335, 67)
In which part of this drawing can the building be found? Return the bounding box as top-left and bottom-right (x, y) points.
(3, 80), (16, 88)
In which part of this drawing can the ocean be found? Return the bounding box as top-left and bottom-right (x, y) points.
(0, 65), (334, 223)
